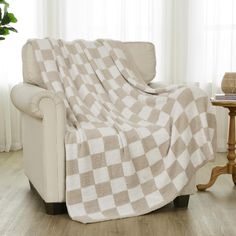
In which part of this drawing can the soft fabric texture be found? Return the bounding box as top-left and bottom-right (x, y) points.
(11, 82), (196, 204)
(28, 38), (216, 223)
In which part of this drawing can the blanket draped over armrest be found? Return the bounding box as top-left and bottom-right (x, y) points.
(29, 38), (216, 223)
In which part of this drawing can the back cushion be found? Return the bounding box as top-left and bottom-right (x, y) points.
(22, 41), (156, 88)
(124, 42), (156, 83)
(22, 43), (46, 88)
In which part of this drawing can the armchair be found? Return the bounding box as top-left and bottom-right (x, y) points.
(11, 41), (196, 214)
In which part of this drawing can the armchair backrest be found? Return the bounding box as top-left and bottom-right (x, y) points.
(22, 41), (156, 88)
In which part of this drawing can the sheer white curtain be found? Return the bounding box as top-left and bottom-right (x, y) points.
(58, 0), (170, 83)
(185, 0), (235, 151)
(0, 0), (42, 152)
(161, 0), (232, 151)
(59, 0), (232, 151)
(186, 0), (236, 87)
(1, 0), (234, 152)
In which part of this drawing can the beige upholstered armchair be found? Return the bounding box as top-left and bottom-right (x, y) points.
(11, 42), (196, 214)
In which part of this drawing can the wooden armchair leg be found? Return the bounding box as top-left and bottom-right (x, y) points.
(173, 195), (190, 208)
(29, 181), (67, 215)
(44, 202), (67, 215)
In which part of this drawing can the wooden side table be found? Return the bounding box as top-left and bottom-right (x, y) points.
(197, 99), (236, 191)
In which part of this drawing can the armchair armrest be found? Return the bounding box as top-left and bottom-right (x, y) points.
(11, 83), (63, 119)
(11, 82), (66, 202)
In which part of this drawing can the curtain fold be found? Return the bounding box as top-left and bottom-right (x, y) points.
(185, 0), (235, 151)
(0, 0), (42, 152)
(0, 84), (22, 152)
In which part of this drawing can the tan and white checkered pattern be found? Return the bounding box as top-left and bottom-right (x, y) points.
(28, 38), (216, 223)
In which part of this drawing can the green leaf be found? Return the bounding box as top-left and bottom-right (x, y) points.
(1, 12), (17, 25)
(1, 13), (10, 25)
(0, 26), (9, 35)
(8, 13), (17, 23)
(6, 26), (17, 32)
(0, 1), (17, 41)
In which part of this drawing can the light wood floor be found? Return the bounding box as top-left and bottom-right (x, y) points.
(0, 151), (236, 236)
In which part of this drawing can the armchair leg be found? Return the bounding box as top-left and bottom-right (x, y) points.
(29, 181), (67, 215)
(44, 202), (67, 215)
(173, 195), (190, 208)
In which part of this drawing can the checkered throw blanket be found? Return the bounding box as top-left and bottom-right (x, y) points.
(29, 38), (216, 223)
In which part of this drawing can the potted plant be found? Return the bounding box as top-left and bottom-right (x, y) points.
(0, 0), (17, 40)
